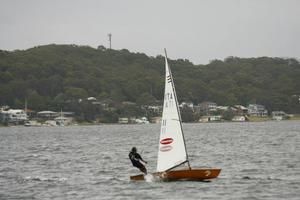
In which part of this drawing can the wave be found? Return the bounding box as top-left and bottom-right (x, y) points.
(23, 176), (67, 182)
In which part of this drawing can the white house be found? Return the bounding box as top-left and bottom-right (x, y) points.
(247, 104), (268, 116)
(37, 111), (58, 119)
(146, 105), (163, 114)
(118, 117), (129, 124)
(0, 109), (28, 123)
(272, 111), (287, 121)
(199, 115), (221, 122)
(180, 102), (194, 109)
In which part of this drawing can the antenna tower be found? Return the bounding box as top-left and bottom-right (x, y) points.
(108, 33), (112, 49)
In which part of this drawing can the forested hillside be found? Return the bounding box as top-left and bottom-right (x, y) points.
(0, 44), (299, 114)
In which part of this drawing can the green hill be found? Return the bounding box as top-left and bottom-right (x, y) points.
(0, 44), (299, 116)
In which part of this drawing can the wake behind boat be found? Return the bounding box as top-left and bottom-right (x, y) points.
(130, 49), (221, 181)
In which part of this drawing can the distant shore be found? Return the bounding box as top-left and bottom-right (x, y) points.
(247, 115), (300, 122)
(1, 116), (300, 128)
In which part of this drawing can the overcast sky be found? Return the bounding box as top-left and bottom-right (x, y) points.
(0, 0), (299, 64)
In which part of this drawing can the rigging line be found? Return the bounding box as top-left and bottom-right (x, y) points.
(165, 160), (189, 172)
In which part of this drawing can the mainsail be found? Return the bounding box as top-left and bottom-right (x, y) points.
(156, 49), (189, 172)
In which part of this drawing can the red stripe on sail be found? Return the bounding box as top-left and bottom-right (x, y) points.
(160, 145), (172, 152)
(160, 138), (173, 145)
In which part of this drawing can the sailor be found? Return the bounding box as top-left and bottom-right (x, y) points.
(129, 147), (147, 174)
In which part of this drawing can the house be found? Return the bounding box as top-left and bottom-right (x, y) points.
(216, 106), (229, 111)
(272, 111), (287, 121)
(199, 115), (221, 122)
(193, 105), (201, 113)
(0, 105), (10, 111)
(145, 105), (163, 114)
(61, 112), (74, 117)
(180, 102), (194, 109)
(247, 104), (268, 116)
(198, 101), (217, 114)
(0, 112), (10, 123)
(37, 111), (58, 119)
(0, 109), (27, 124)
(232, 105), (248, 115)
(118, 117), (129, 124)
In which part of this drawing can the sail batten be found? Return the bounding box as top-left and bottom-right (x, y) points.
(156, 49), (189, 172)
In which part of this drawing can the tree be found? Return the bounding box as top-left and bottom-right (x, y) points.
(65, 87), (88, 100)
(222, 109), (234, 121)
(136, 92), (156, 105)
(0, 44), (299, 120)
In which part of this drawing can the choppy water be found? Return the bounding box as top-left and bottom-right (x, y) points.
(0, 121), (299, 200)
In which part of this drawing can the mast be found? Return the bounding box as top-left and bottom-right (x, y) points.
(164, 49), (191, 170)
(25, 98), (28, 121)
(61, 108), (63, 124)
(25, 98), (27, 113)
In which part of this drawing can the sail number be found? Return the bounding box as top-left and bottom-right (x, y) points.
(204, 170), (211, 177)
(164, 93), (174, 108)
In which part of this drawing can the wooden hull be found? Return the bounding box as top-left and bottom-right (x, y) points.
(130, 168), (221, 181)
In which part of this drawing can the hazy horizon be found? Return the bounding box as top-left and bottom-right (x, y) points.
(1, 0), (299, 64)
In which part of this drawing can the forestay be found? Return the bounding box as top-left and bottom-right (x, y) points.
(156, 50), (189, 172)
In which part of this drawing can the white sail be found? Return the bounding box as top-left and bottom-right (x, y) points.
(156, 50), (188, 172)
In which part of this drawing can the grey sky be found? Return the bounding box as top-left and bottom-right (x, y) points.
(0, 0), (299, 64)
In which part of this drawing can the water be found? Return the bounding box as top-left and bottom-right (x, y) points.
(0, 121), (299, 199)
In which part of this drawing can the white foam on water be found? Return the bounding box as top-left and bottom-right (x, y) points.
(144, 174), (154, 182)
(24, 176), (67, 182)
(58, 177), (68, 182)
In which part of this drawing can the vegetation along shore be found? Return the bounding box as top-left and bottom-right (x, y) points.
(0, 44), (299, 125)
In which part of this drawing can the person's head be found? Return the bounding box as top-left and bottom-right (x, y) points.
(131, 147), (137, 153)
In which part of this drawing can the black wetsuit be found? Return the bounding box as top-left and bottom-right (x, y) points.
(129, 151), (147, 173)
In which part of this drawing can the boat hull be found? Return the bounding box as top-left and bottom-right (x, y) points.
(130, 168), (221, 181)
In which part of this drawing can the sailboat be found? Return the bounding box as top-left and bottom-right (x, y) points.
(130, 49), (221, 181)
(56, 108), (65, 126)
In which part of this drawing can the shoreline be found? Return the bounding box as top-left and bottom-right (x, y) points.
(1, 118), (299, 128)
